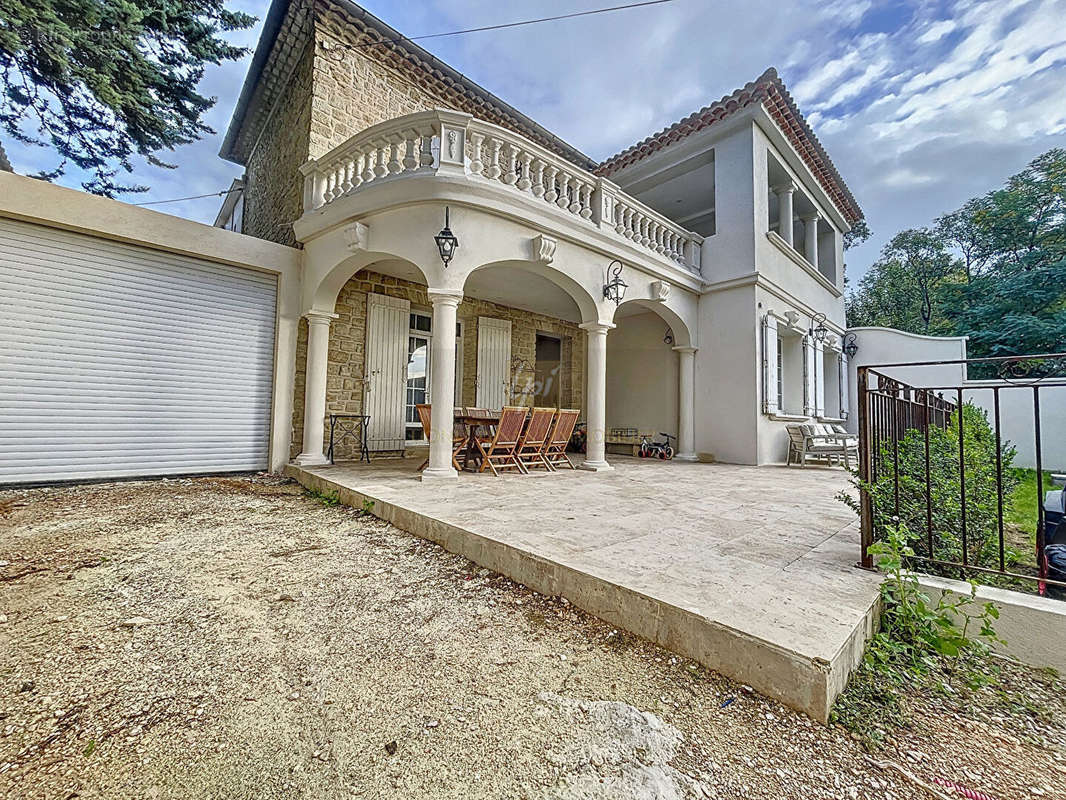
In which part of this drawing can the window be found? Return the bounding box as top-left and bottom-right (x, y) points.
(403, 312), (463, 441)
(777, 331), (804, 416)
(405, 313), (431, 441)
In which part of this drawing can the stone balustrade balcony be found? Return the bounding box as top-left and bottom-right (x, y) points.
(298, 109), (703, 277)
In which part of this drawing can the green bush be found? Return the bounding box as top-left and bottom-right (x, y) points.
(842, 403), (1019, 572)
(830, 522), (1003, 744)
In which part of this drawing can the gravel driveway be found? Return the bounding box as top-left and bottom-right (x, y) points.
(0, 476), (1062, 799)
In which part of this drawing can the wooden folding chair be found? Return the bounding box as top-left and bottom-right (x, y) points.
(475, 406), (528, 476)
(542, 408), (580, 471)
(515, 407), (556, 472)
(415, 403), (467, 471)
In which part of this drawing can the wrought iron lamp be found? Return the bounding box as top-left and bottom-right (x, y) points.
(603, 260), (628, 305)
(434, 207), (459, 266)
(843, 332), (859, 358)
(810, 312), (831, 344)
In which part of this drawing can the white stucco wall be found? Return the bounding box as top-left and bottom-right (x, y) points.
(845, 327), (968, 434)
(696, 284), (760, 464)
(606, 311), (680, 439)
(964, 381), (1066, 472)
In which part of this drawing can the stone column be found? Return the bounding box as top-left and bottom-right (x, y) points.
(294, 310), (338, 466)
(773, 181), (796, 246)
(579, 321), (614, 471)
(422, 289), (463, 482)
(673, 346), (698, 461)
(802, 211), (820, 267)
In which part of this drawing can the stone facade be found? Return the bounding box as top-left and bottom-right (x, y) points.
(291, 271), (587, 460)
(239, 1), (591, 247)
(242, 43), (314, 246)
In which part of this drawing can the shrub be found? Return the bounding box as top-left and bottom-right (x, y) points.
(842, 402), (1019, 573)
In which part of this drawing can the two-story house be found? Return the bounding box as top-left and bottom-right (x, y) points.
(216, 0), (864, 477)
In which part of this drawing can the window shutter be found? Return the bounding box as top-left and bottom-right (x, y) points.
(762, 314), (780, 415)
(476, 317), (511, 410)
(802, 335), (815, 416)
(814, 343), (826, 418)
(838, 351), (850, 420)
(365, 293), (410, 451)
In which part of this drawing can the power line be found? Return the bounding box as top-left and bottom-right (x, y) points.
(345, 0), (680, 50)
(135, 1), (681, 208)
(132, 187), (242, 206)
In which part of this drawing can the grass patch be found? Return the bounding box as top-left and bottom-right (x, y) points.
(306, 488), (340, 507)
(1005, 468), (1053, 533)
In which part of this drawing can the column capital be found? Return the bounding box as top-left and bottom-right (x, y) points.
(426, 288), (464, 306)
(800, 210), (820, 223)
(672, 345), (698, 354)
(304, 310), (339, 326)
(579, 321), (616, 335)
(771, 180), (796, 195)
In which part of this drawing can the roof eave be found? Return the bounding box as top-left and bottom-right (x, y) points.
(219, 0), (292, 164)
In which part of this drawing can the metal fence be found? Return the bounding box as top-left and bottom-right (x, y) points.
(857, 353), (1066, 592)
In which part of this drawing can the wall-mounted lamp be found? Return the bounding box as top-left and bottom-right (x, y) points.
(810, 312), (831, 344)
(603, 260), (628, 306)
(663, 328), (674, 346)
(843, 332), (859, 358)
(434, 206), (459, 266)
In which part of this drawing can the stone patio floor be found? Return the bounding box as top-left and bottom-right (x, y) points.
(287, 456), (882, 721)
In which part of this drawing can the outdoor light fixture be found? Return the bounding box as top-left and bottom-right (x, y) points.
(434, 206), (459, 266)
(663, 328), (674, 345)
(810, 312), (831, 344)
(603, 260), (628, 306)
(843, 332), (859, 358)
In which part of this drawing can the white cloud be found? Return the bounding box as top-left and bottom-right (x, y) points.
(917, 19), (958, 43)
(6, 0), (1066, 287)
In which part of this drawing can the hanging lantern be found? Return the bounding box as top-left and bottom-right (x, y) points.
(434, 206), (459, 266)
(603, 260), (628, 306)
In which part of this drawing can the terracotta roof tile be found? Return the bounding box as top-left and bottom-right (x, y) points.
(596, 68), (863, 225)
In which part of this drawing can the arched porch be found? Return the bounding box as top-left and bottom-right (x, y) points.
(291, 191), (700, 479)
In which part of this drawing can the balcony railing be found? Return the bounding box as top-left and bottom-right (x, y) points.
(299, 110), (703, 275)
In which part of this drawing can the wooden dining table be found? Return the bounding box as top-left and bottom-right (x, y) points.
(453, 410), (500, 471)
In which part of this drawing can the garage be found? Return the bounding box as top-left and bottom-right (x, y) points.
(0, 218), (278, 485)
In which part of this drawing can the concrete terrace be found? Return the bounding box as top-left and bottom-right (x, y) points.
(287, 457), (882, 721)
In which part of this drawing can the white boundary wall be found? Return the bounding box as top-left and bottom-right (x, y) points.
(846, 326), (1065, 471)
(0, 173), (303, 474)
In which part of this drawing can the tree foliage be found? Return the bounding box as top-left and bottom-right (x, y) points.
(0, 0), (254, 195)
(846, 148), (1066, 359)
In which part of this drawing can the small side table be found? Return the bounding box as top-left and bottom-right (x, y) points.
(328, 414), (371, 464)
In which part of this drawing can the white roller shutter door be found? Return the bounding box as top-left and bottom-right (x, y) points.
(0, 218), (277, 484)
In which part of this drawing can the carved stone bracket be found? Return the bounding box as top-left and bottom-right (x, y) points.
(531, 234), (557, 264)
(650, 280), (670, 302)
(343, 221), (369, 252)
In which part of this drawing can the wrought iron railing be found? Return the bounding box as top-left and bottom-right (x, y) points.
(857, 353), (1066, 593)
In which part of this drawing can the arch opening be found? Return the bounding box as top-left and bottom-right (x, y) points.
(605, 300), (688, 455)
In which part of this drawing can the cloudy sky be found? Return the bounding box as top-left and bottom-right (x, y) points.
(7, 0), (1066, 282)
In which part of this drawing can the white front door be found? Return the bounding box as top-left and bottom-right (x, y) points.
(364, 293), (410, 451)
(476, 317), (511, 410)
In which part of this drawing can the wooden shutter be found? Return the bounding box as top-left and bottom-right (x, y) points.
(761, 314), (779, 415)
(476, 317), (511, 410)
(364, 293), (410, 451)
(814, 343), (826, 418)
(838, 351), (850, 420)
(802, 335), (816, 416)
